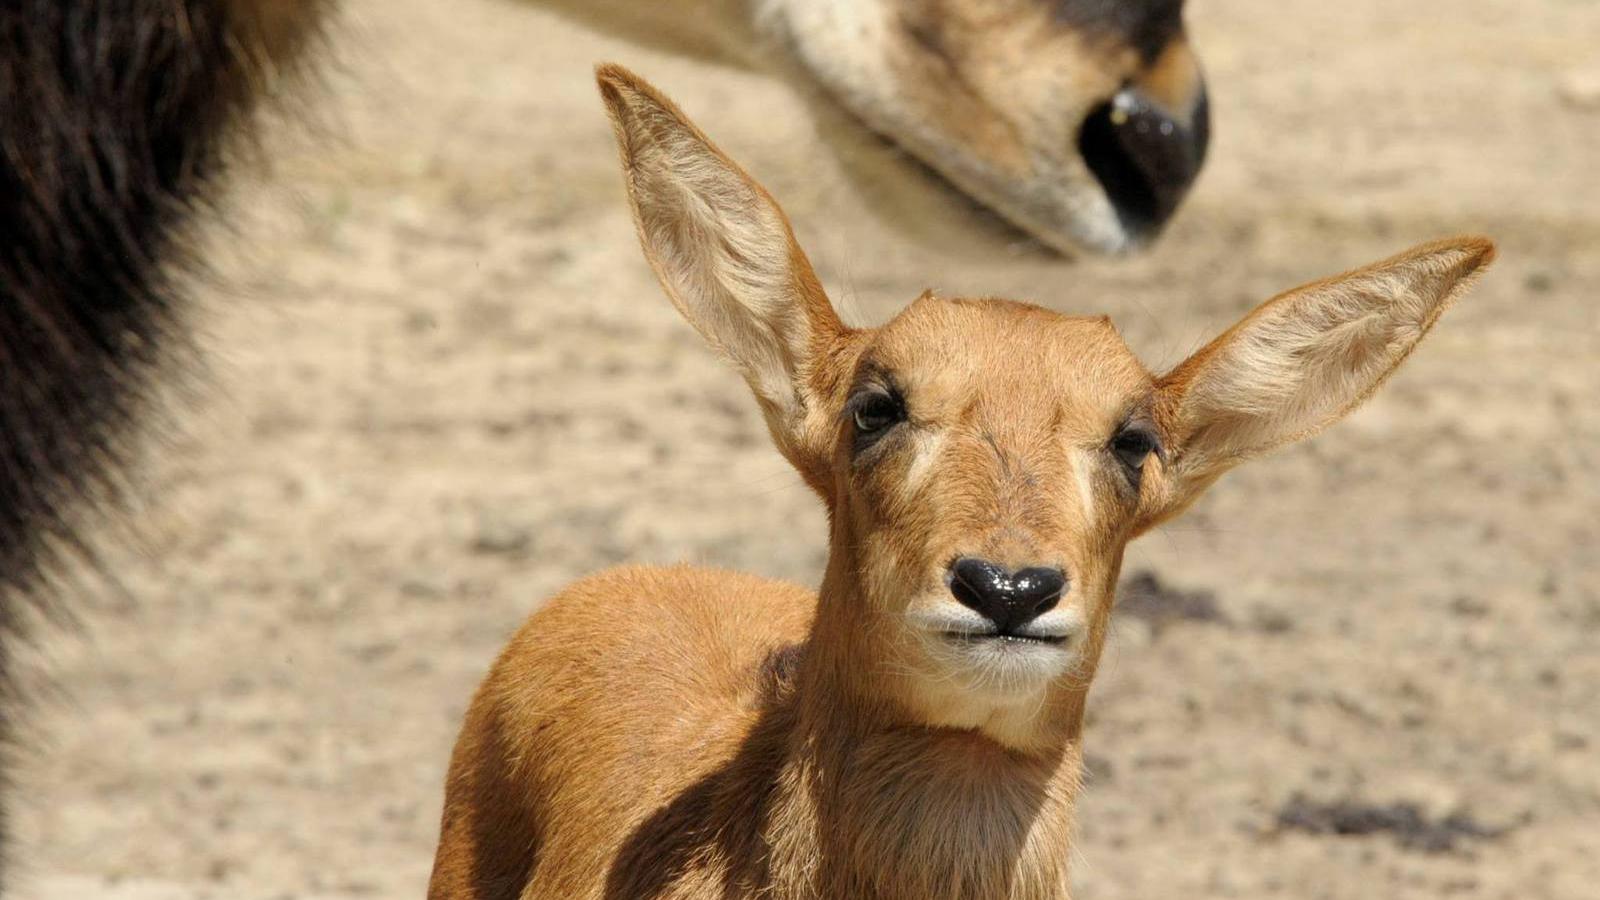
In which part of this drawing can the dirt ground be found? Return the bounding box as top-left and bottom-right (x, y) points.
(13, 0), (1599, 897)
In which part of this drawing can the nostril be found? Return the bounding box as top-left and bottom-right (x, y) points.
(1012, 566), (1066, 616)
(948, 557), (1008, 616)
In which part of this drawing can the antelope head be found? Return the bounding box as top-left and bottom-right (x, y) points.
(600, 63), (1493, 754)
(537, 0), (1210, 254)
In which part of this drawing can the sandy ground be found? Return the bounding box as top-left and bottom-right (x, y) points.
(12, 0), (1600, 897)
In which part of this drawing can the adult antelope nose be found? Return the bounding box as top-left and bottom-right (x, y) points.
(1077, 83), (1209, 240)
(1077, 37), (1210, 244)
(948, 558), (1066, 633)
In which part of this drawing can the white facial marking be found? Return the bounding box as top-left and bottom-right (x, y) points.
(904, 429), (948, 491)
(1070, 447), (1096, 521)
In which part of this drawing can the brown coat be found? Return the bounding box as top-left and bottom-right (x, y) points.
(428, 65), (1494, 900)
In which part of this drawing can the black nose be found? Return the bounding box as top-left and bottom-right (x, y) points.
(1077, 83), (1210, 240)
(947, 558), (1066, 633)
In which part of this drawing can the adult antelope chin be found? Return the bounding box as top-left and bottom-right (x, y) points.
(427, 66), (1494, 900)
(532, 0), (1211, 254)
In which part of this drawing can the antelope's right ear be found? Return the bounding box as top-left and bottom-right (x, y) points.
(596, 63), (848, 487)
(1142, 236), (1496, 526)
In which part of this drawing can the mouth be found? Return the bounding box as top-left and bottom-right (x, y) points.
(908, 605), (1086, 679)
(906, 605), (1084, 699)
(941, 631), (1069, 648)
(913, 603), (1084, 647)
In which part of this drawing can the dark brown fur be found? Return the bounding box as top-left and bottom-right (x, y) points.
(0, 0), (325, 881)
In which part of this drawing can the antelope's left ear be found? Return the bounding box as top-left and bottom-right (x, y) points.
(1144, 236), (1496, 523)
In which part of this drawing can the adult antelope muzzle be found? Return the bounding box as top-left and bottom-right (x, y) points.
(537, 0), (1212, 254)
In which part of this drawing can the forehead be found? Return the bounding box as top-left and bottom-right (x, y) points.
(864, 295), (1152, 420)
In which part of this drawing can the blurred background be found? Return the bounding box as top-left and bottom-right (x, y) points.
(14, 0), (1598, 897)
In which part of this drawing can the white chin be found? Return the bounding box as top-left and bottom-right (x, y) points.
(901, 606), (1087, 707)
(946, 636), (1077, 694)
(904, 643), (1079, 749)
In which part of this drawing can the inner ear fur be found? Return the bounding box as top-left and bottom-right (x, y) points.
(596, 63), (850, 490)
(1153, 235), (1496, 497)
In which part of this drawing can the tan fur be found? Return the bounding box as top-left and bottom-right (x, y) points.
(528, 0), (1210, 254)
(428, 67), (1496, 900)
(1136, 35), (1205, 121)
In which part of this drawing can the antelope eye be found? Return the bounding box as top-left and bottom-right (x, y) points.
(852, 392), (905, 435)
(1110, 425), (1160, 476)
